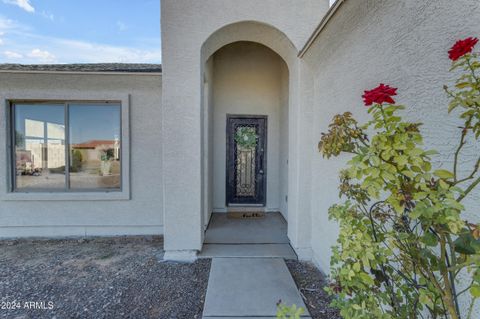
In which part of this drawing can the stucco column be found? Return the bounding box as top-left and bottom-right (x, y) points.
(162, 65), (204, 260)
(161, 5), (204, 261)
(286, 60), (315, 260)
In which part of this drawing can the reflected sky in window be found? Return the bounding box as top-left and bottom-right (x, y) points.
(15, 104), (64, 136)
(69, 104), (121, 144)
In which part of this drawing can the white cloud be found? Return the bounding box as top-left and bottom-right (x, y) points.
(0, 15), (161, 64)
(0, 17), (16, 30)
(27, 48), (56, 62)
(0, 39), (4, 45)
(2, 0), (35, 13)
(47, 38), (161, 63)
(3, 50), (22, 59)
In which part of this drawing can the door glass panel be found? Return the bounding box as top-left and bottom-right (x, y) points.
(14, 104), (66, 190)
(234, 125), (257, 197)
(68, 104), (121, 190)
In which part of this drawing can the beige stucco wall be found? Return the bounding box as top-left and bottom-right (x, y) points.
(302, 0), (480, 314)
(203, 57), (215, 226)
(0, 72), (163, 237)
(161, 0), (329, 257)
(210, 42), (289, 215)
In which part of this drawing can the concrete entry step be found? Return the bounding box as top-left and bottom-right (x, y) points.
(198, 244), (297, 259)
(205, 212), (289, 244)
(202, 258), (309, 318)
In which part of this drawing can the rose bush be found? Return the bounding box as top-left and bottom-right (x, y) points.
(319, 37), (480, 319)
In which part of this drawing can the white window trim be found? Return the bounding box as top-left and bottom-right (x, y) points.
(1, 93), (131, 201)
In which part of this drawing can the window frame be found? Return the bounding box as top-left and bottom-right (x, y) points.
(2, 95), (130, 201)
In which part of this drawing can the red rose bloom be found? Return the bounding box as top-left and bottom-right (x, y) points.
(362, 84), (398, 106)
(448, 37), (478, 61)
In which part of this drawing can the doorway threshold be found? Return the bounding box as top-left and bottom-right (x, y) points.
(227, 203), (265, 207)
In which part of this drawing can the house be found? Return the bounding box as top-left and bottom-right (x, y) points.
(1, 0), (479, 276)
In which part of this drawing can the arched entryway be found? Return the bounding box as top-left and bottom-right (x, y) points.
(199, 22), (301, 255)
(207, 41), (289, 215)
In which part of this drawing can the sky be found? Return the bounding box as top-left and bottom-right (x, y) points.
(0, 0), (161, 64)
(16, 103), (120, 144)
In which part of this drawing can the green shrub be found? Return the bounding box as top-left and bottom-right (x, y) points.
(319, 38), (480, 319)
(276, 302), (304, 319)
(70, 150), (83, 173)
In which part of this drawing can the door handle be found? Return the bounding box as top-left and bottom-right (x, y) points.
(259, 149), (264, 175)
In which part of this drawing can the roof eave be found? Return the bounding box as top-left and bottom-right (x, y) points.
(298, 0), (347, 58)
(0, 70), (162, 76)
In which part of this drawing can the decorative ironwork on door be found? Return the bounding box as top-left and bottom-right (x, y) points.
(226, 116), (267, 205)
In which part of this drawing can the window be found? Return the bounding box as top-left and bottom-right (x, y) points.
(12, 102), (122, 192)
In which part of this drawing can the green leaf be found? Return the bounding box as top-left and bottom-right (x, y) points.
(422, 232), (438, 247)
(423, 150), (439, 156)
(419, 290), (434, 309)
(359, 272), (374, 285)
(394, 155), (408, 167)
(353, 262), (361, 272)
(454, 232), (480, 255)
(438, 179), (450, 190)
(433, 169), (454, 179)
(455, 82), (471, 89)
(402, 170), (415, 178)
(448, 101), (459, 113)
(470, 285), (480, 298)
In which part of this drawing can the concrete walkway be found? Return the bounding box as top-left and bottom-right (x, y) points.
(202, 258), (310, 318)
(200, 213), (308, 318)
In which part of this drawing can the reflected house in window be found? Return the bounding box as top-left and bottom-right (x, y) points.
(69, 138), (121, 189)
(14, 105), (66, 190)
(71, 139), (120, 163)
(23, 119), (66, 172)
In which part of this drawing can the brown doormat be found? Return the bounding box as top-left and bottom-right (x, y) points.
(227, 211), (265, 219)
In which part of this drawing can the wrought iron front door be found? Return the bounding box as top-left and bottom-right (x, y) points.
(226, 115), (267, 206)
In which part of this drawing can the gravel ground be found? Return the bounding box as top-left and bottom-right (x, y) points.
(0, 237), (211, 319)
(286, 260), (341, 319)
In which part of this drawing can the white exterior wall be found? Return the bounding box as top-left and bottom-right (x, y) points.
(211, 42), (289, 215)
(304, 0), (480, 272)
(302, 0), (480, 313)
(161, 0), (329, 258)
(0, 72), (163, 237)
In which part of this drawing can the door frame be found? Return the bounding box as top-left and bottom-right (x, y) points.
(225, 114), (268, 207)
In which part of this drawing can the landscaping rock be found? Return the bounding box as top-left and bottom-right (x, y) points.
(286, 260), (341, 319)
(0, 237), (210, 319)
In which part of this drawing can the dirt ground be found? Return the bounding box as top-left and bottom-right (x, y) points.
(0, 236), (210, 319)
(286, 260), (341, 319)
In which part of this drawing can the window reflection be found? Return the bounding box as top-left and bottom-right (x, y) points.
(69, 104), (121, 190)
(14, 104), (66, 189)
